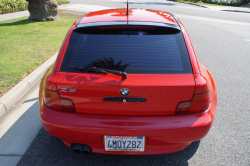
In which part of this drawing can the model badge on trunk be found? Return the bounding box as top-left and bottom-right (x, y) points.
(120, 88), (129, 96)
(61, 88), (76, 92)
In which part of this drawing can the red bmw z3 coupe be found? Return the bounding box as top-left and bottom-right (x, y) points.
(39, 8), (217, 155)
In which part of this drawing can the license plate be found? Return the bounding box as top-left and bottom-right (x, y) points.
(105, 136), (145, 151)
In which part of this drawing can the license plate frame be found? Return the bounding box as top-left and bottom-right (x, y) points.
(104, 136), (145, 152)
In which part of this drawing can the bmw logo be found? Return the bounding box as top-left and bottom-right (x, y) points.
(120, 88), (130, 96)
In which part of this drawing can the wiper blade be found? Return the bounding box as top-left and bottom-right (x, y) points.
(70, 66), (127, 79)
(70, 66), (108, 73)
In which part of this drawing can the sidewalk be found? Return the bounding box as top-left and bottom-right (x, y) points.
(0, 83), (42, 166)
(0, 10), (29, 22)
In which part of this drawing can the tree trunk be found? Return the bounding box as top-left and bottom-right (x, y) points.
(27, 0), (58, 21)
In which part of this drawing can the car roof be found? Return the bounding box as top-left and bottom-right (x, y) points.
(78, 9), (177, 25)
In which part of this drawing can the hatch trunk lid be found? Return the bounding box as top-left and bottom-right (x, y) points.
(56, 73), (195, 115)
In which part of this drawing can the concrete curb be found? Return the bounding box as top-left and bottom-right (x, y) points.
(0, 52), (58, 119)
(220, 9), (250, 13)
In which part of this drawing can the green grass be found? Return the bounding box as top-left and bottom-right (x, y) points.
(0, 11), (84, 96)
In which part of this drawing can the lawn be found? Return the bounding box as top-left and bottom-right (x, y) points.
(0, 10), (84, 97)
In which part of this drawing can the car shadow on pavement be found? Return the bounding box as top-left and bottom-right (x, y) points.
(18, 127), (200, 166)
(23, 97), (39, 103)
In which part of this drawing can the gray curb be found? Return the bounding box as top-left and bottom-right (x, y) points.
(0, 52), (58, 119)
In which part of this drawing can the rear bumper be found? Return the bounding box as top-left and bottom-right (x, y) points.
(40, 95), (217, 155)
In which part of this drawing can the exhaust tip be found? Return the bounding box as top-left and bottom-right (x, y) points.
(72, 144), (83, 154)
(72, 144), (92, 155)
(74, 149), (82, 154)
(82, 145), (92, 155)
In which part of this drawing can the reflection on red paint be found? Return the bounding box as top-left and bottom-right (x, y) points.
(79, 9), (176, 25)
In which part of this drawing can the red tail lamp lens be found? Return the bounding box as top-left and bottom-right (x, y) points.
(175, 102), (191, 115)
(175, 91), (210, 115)
(43, 89), (76, 112)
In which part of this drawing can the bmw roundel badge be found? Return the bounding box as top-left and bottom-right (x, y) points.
(120, 88), (130, 96)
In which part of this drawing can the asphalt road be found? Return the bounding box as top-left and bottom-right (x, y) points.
(18, 0), (250, 165)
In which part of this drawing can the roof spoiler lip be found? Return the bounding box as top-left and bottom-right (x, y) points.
(74, 21), (181, 31)
(76, 8), (180, 26)
(76, 12), (89, 27)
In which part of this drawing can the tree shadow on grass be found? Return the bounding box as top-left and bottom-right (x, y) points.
(18, 127), (200, 166)
(0, 18), (33, 27)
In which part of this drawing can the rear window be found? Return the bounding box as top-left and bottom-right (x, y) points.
(60, 28), (192, 74)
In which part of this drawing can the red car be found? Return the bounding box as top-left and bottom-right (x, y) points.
(39, 8), (217, 155)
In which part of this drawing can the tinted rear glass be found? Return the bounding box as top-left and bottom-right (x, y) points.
(60, 29), (192, 74)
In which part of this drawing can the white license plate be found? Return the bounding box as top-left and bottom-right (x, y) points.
(105, 136), (145, 151)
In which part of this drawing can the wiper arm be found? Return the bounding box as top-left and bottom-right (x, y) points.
(70, 66), (127, 79)
(96, 67), (127, 79)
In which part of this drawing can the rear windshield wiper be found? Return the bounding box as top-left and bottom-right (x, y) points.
(70, 66), (127, 79)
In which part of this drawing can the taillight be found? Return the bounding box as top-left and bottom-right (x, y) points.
(175, 91), (210, 115)
(43, 88), (76, 112)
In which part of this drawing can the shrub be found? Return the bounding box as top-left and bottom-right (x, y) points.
(0, 0), (28, 14)
(0, 0), (70, 14)
(201, 0), (248, 6)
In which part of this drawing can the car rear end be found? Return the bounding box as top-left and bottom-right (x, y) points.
(39, 10), (217, 155)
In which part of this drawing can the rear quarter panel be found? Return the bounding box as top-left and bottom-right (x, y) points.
(39, 64), (54, 111)
(199, 63), (217, 98)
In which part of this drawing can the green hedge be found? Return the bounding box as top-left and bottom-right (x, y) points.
(0, 0), (70, 14)
(201, 0), (248, 6)
(0, 0), (28, 14)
